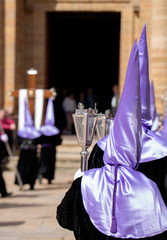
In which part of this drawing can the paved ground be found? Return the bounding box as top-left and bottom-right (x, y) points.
(0, 135), (98, 240)
(0, 170), (75, 240)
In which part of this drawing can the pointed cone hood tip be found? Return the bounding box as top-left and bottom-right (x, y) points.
(17, 100), (41, 139)
(40, 98), (60, 136)
(44, 98), (55, 125)
(138, 24), (152, 125)
(24, 101), (33, 127)
(103, 39), (142, 168)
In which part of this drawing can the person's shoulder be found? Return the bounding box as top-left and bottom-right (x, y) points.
(72, 177), (82, 188)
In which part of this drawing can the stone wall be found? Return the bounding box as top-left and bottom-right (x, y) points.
(4, 0), (16, 109)
(1, 0), (167, 114)
(150, 0), (167, 113)
(15, 0), (26, 89)
(27, 0), (137, 94)
(0, 0), (4, 108)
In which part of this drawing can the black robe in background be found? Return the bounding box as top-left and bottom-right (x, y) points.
(0, 165), (7, 195)
(88, 144), (104, 169)
(57, 177), (167, 240)
(88, 144), (167, 205)
(53, 97), (67, 134)
(15, 136), (41, 189)
(38, 134), (62, 182)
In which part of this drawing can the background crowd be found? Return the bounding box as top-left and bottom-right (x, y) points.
(55, 86), (119, 135)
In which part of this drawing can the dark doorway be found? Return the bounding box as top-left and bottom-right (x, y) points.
(47, 11), (120, 112)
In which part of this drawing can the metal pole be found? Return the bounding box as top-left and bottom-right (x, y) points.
(80, 147), (89, 172)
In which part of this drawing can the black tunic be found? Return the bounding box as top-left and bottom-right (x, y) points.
(38, 134), (62, 181)
(57, 177), (167, 240)
(15, 136), (41, 188)
(88, 144), (167, 205)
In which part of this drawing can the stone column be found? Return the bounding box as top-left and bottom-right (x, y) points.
(150, 0), (167, 113)
(4, 0), (16, 109)
(0, 0), (5, 108)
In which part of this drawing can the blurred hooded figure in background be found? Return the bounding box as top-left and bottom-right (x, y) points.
(15, 101), (41, 190)
(38, 98), (62, 184)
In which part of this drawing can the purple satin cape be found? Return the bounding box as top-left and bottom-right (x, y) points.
(81, 165), (167, 238)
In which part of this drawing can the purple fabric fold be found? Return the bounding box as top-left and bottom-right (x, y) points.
(110, 164), (119, 233)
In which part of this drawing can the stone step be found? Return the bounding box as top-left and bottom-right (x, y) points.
(60, 134), (98, 147)
(57, 134), (98, 161)
(56, 160), (80, 172)
(56, 146), (94, 160)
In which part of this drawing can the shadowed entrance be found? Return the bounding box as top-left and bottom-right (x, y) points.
(47, 11), (120, 112)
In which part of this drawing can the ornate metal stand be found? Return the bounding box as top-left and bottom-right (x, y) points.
(73, 103), (97, 172)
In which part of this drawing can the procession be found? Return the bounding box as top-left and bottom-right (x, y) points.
(1, 0), (167, 240)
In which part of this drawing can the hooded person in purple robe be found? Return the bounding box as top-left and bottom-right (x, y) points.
(56, 40), (167, 240)
(15, 101), (41, 190)
(87, 24), (167, 204)
(38, 98), (62, 184)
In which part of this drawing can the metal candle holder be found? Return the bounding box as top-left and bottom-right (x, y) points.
(96, 109), (113, 140)
(72, 103), (97, 172)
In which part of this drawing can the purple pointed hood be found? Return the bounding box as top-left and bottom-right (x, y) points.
(125, 24), (167, 163)
(103, 39), (142, 168)
(138, 26), (167, 162)
(24, 101), (33, 127)
(96, 25), (167, 163)
(81, 39), (167, 238)
(150, 80), (159, 131)
(17, 101), (41, 139)
(40, 98), (60, 136)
